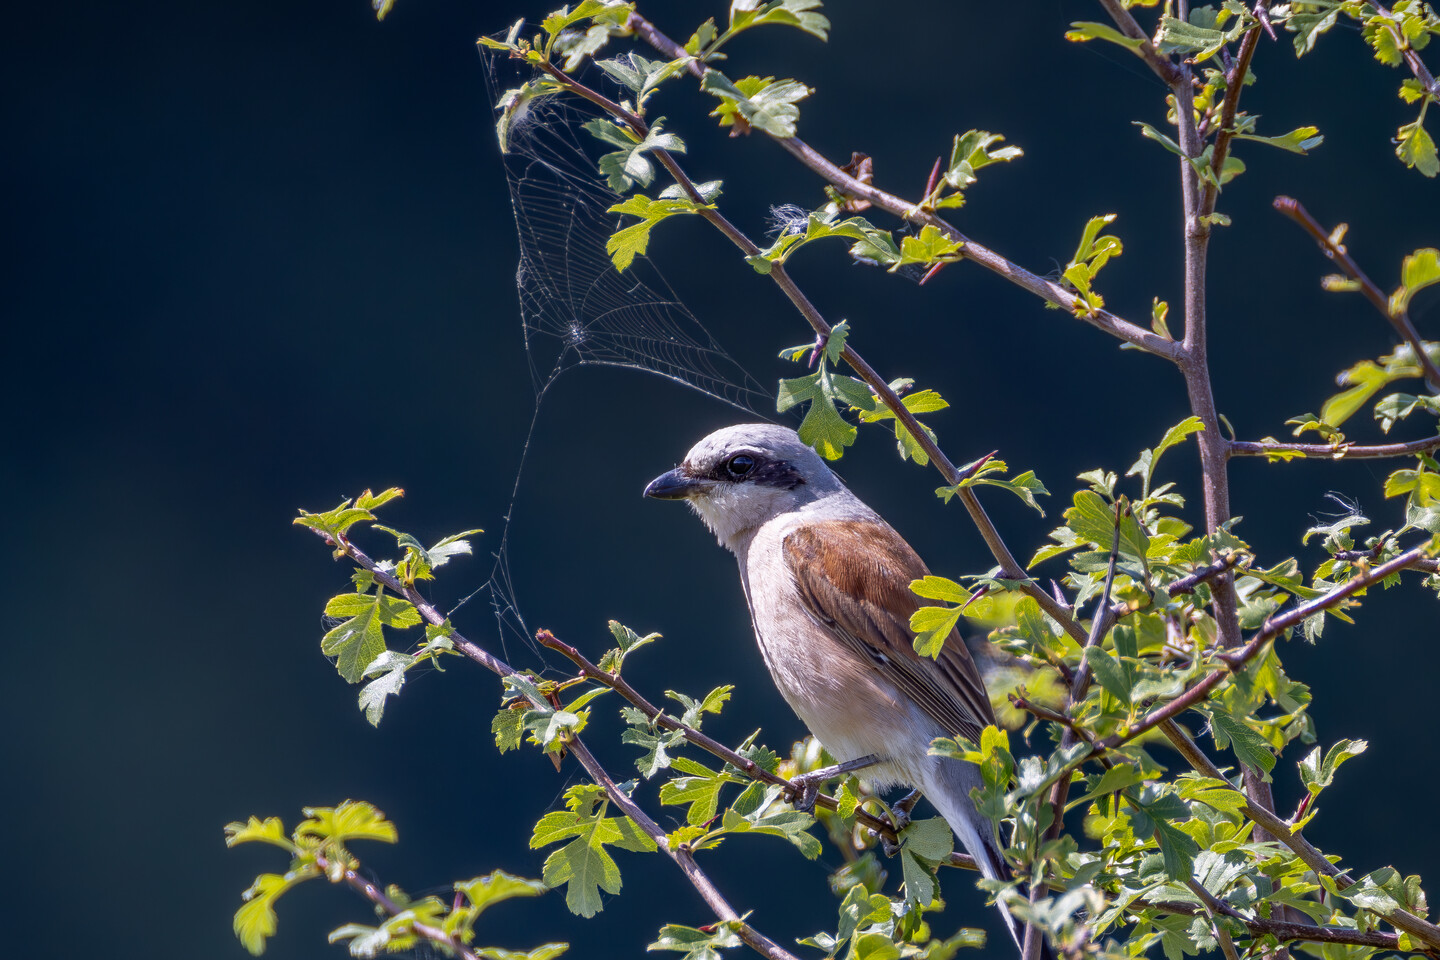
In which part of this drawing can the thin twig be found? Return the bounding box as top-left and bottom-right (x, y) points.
(1095, 541), (1433, 755)
(1095, 0), (1187, 85)
(1374, 2), (1440, 102)
(316, 853), (486, 960)
(1166, 551), (1248, 595)
(1153, 895), (1424, 953)
(535, 629), (905, 844)
(309, 528), (803, 960)
(1201, 14), (1263, 218)
(1274, 196), (1440, 392)
(1158, 721), (1440, 952)
(1230, 434), (1440, 459)
(622, 13), (1179, 360)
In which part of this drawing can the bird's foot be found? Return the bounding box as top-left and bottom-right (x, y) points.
(880, 790), (922, 856)
(783, 754), (881, 813)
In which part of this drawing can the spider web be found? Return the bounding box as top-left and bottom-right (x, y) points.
(485, 49), (770, 410)
(455, 46), (772, 668)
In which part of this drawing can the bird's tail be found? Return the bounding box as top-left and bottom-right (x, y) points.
(921, 757), (1057, 960)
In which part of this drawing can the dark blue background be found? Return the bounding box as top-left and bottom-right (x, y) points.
(4, 1), (1436, 958)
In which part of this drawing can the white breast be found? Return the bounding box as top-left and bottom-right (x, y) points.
(733, 504), (942, 790)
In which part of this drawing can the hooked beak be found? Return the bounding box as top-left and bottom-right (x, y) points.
(644, 467), (709, 500)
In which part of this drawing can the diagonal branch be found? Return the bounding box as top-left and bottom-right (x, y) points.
(1094, 0), (1186, 85)
(535, 629), (921, 851)
(1159, 721), (1440, 954)
(1096, 540), (1434, 755)
(623, 13), (1180, 360)
(307, 527), (804, 960)
(317, 852), (485, 960)
(1274, 196), (1440, 392)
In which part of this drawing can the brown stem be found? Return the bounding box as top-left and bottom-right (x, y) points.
(1274, 196), (1440, 392)
(1095, 0), (1187, 85)
(535, 629), (904, 844)
(309, 529), (803, 960)
(1166, 550), (1248, 595)
(623, 14), (1179, 359)
(1159, 722), (1440, 951)
(1201, 17), (1263, 218)
(315, 853), (485, 960)
(1093, 541), (1433, 755)
(1230, 434), (1440, 459)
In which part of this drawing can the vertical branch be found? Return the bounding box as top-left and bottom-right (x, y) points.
(1162, 16), (1285, 852)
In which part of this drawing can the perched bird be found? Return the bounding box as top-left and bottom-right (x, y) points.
(645, 423), (1041, 955)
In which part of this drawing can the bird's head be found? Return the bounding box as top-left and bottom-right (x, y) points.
(644, 423), (847, 550)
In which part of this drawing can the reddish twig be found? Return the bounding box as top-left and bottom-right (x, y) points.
(1274, 196), (1440, 392)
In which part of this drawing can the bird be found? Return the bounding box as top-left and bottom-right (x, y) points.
(644, 422), (1045, 957)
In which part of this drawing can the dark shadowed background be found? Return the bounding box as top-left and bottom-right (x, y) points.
(4, 1), (1437, 958)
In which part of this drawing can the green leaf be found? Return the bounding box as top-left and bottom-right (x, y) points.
(1322, 359), (1396, 426)
(604, 194), (709, 271)
(1153, 818), (1200, 881)
(584, 118), (686, 193)
(1210, 712), (1276, 776)
(648, 920), (743, 960)
(298, 800), (398, 845)
(294, 487), (403, 540)
(1234, 125), (1324, 154)
(1298, 738), (1368, 797)
(235, 870), (316, 955)
(660, 767), (729, 826)
(910, 605), (963, 659)
(1136, 122), (1185, 157)
(531, 784), (657, 918)
(541, 1), (634, 39)
(224, 816), (294, 851)
(1397, 115), (1439, 177)
(598, 620), (662, 673)
(322, 590), (418, 684)
(1287, 3), (1341, 55)
(898, 817), (954, 908)
(455, 870), (550, 915)
(942, 129), (1023, 193)
(478, 946), (570, 960)
(1065, 21), (1144, 51)
(728, 0), (830, 41)
(1391, 247), (1440, 314)
(894, 224), (964, 270)
(700, 73), (812, 137)
(1128, 416), (1204, 497)
(720, 784), (822, 857)
(358, 649), (412, 726)
(1085, 647), (1132, 705)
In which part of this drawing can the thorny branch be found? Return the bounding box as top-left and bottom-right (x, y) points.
(307, 527), (804, 960)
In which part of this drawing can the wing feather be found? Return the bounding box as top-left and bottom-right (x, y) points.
(783, 520), (994, 745)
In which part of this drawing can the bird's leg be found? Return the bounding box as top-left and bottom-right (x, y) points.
(784, 754), (880, 812)
(880, 789), (923, 857)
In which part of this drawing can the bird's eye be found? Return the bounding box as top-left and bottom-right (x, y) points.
(725, 454), (756, 479)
